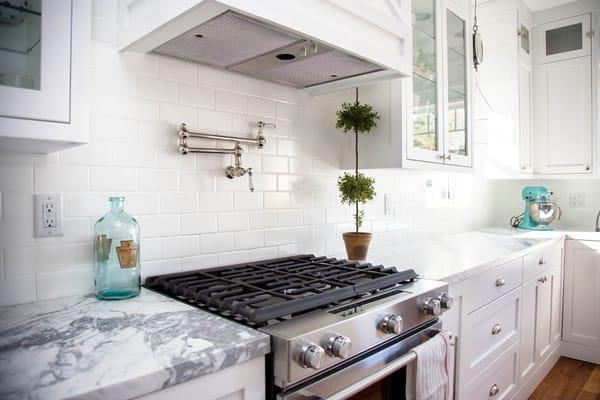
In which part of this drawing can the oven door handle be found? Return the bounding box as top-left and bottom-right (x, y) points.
(282, 329), (453, 400)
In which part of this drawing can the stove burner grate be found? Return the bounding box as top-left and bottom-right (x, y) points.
(144, 254), (418, 325)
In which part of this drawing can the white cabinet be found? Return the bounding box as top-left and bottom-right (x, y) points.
(563, 240), (600, 362)
(533, 14), (594, 175)
(477, 0), (533, 177)
(534, 13), (592, 64)
(0, 0), (90, 154)
(334, 0), (472, 170)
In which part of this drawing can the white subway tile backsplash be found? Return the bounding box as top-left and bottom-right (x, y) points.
(0, 275), (36, 306)
(60, 142), (114, 166)
(218, 212), (249, 232)
(90, 167), (137, 192)
(137, 75), (177, 102)
(200, 232), (234, 254)
(2, 193), (33, 220)
(140, 238), (161, 261)
(234, 230), (264, 250)
(161, 235), (198, 258)
(91, 116), (138, 143)
(178, 84), (215, 109)
(35, 164), (88, 192)
(264, 192), (291, 209)
(263, 156), (288, 173)
(264, 228), (291, 246)
(199, 192), (233, 212)
(158, 56), (197, 84)
(36, 269), (93, 301)
(160, 192), (198, 214)
(278, 210), (303, 227)
(216, 91), (247, 114)
(250, 210), (278, 229)
(138, 169), (179, 192)
(248, 97), (276, 118)
(137, 215), (179, 238)
(234, 192), (263, 211)
(0, 25), (489, 306)
(181, 214), (217, 235)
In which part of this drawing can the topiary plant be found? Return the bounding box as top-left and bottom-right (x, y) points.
(336, 88), (380, 233)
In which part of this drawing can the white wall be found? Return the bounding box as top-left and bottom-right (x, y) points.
(0, 1), (494, 306)
(488, 179), (600, 230)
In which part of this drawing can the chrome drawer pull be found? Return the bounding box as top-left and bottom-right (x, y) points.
(539, 258), (547, 265)
(495, 277), (506, 287)
(491, 324), (502, 335)
(489, 384), (500, 396)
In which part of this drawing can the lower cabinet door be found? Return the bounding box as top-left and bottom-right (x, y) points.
(563, 240), (600, 346)
(519, 278), (537, 383)
(535, 271), (553, 360)
(464, 343), (519, 400)
(549, 265), (562, 346)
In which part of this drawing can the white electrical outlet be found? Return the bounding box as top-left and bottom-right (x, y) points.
(34, 193), (64, 237)
(384, 193), (393, 216)
(568, 192), (586, 208)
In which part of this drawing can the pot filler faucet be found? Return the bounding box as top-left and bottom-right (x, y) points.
(178, 121), (275, 192)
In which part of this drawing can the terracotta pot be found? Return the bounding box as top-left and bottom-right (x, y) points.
(342, 232), (372, 261)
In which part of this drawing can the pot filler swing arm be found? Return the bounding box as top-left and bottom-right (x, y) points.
(178, 121), (276, 192)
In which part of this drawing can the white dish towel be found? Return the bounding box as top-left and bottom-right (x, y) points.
(411, 331), (450, 400)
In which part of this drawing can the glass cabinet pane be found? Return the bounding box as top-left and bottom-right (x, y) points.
(0, 0), (41, 90)
(411, 0), (439, 152)
(520, 24), (530, 54)
(446, 9), (467, 156)
(545, 23), (582, 56)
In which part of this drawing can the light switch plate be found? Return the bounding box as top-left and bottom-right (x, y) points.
(568, 192), (586, 208)
(34, 193), (64, 237)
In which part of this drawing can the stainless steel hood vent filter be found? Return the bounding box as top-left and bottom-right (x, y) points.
(153, 11), (384, 88)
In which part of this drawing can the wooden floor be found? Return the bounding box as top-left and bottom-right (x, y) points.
(529, 357), (600, 400)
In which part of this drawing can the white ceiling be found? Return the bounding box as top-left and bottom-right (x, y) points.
(522, 0), (579, 12)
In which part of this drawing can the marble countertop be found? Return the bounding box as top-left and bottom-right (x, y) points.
(0, 289), (270, 400)
(354, 229), (567, 284)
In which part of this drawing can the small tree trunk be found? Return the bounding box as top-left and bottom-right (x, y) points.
(354, 87), (359, 233)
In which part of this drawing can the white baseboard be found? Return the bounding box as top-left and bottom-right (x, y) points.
(561, 341), (600, 364)
(512, 345), (561, 400)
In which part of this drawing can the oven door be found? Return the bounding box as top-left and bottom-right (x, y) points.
(277, 321), (449, 400)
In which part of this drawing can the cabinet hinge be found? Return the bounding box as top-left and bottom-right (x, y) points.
(586, 31), (595, 38)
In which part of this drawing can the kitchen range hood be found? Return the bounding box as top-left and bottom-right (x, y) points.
(117, 0), (412, 93)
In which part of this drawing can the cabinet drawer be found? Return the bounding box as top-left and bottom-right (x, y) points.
(466, 257), (523, 314)
(524, 242), (562, 282)
(463, 289), (521, 384)
(464, 343), (519, 400)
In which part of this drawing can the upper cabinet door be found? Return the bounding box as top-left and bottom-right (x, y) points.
(407, 0), (444, 163)
(534, 13), (592, 64)
(442, 0), (471, 167)
(0, 0), (72, 123)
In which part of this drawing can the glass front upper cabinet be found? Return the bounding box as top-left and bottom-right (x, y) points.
(410, 0), (440, 162)
(535, 13), (591, 64)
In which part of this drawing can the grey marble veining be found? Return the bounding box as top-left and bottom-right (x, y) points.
(0, 289), (270, 400)
(348, 230), (563, 284)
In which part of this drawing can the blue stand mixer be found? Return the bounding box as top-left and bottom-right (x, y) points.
(510, 186), (561, 230)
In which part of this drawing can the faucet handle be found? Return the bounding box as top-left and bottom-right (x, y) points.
(247, 168), (254, 192)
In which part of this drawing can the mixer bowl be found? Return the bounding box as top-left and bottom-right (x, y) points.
(528, 202), (560, 225)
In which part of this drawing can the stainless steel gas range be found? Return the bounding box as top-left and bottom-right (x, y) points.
(145, 255), (453, 400)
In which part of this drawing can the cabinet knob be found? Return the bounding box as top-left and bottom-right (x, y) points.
(521, 165), (526, 170)
(539, 258), (546, 265)
(491, 324), (502, 335)
(538, 276), (548, 283)
(446, 154), (452, 160)
(495, 277), (506, 287)
(585, 166), (590, 171)
(489, 384), (500, 396)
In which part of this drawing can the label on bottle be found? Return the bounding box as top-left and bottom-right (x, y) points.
(116, 240), (137, 268)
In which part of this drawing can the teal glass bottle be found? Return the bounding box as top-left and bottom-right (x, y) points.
(94, 197), (141, 300)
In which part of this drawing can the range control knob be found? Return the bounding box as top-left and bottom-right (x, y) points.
(299, 344), (325, 369)
(327, 335), (352, 358)
(379, 314), (403, 334)
(422, 298), (442, 316)
(439, 293), (454, 310)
